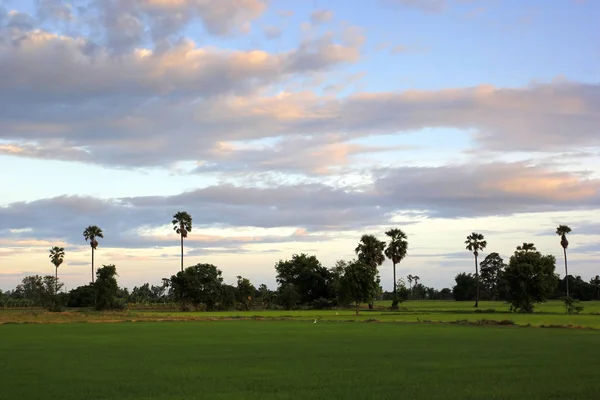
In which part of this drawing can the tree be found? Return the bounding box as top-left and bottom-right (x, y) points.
(277, 283), (300, 310)
(172, 211), (192, 272)
(407, 274), (413, 289)
(170, 263), (223, 311)
(453, 272), (477, 301)
(465, 232), (487, 308)
(479, 252), (505, 300)
(236, 276), (256, 311)
(556, 225), (572, 298)
(384, 229), (408, 309)
(339, 260), (378, 315)
(591, 275), (600, 301)
(396, 278), (410, 303)
(504, 245), (557, 313)
(94, 264), (123, 310)
(355, 234), (385, 308)
(83, 225), (103, 283)
(516, 243), (536, 252)
(274, 254), (333, 305)
(48, 246), (65, 295)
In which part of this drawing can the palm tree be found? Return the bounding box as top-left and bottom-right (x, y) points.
(83, 225), (103, 283)
(556, 225), (572, 298)
(407, 274), (414, 289)
(516, 242), (536, 252)
(49, 246), (65, 294)
(355, 234), (386, 308)
(172, 211), (192, 272)
(384, 229), (408, 308)
(465, 232), (487, 308)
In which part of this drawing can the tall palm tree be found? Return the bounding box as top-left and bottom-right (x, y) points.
(172, 211), (192, 272)
(355, 234), (386, 308)
(465, 232), (487, 308)
(556, 225), (572, 298)
(407, 274), (414, 289)
(49, 246), (65, 294)
(384, 229), (408, 308)
(516, 242), (536, 252)
(83, 225), (103, 283)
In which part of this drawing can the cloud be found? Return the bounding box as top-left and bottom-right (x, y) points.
(1, 76), (598, 171)
(310, 9), (334, 25)
(33, 0), (268, 50)
(1, 161), (598, 252)
(263, 25), (282, 39)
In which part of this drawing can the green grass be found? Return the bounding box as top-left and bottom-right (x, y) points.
(3, 300), (600, 328)
(1, 321), (600, 399)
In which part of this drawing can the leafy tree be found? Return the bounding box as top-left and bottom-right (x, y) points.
(83, 225), (103, 283)
(277, 283), (300, 310)
(236, 276), (256, 310)
(66, 285), (96, 307)
(384, 229), (408, 308)
(465, 232), (487, 307)
(256, 284), (275, 309)
(453, 272), (477, 301)
(170, 263), (223, 311)
(355, 234), (385, 308)
(274, 253), (333, 304)
(479, 252), (505, 300)
(556, 225), (572, 298)
(591, 275), (600, 300)
(504, 245), (557, 313)
(94, 264), (123, 310)
(339, 260), (378, 315)
(219, 284), (237, 310)
(48, 246), (65, 294)
(172, 211), (192, 272)
(396, 278), (409, 304)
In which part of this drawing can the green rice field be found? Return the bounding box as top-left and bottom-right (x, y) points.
(2, 301), (600, 399)
(2, 321), (600, 399)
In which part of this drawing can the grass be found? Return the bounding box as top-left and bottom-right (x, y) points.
(2, 321), (600, 399)
(2, 300), (600, 328)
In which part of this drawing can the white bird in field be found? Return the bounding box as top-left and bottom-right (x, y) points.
(314, 319), (317, 323)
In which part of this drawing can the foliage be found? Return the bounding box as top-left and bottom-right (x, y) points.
(66, 285), (96, 307)
(339, 260), (378, 315)
(505, 246), (558, 313)
(479, 252), (505, 300)
(563, 296), (584, 314)
(275, 253), (334, 305)
(172, 211), (193, 237)
(277, 283), (300, 310)
(355, 234), (386, 269)
(453, 272), (477, 301)
(83, 225), (104, 249)
(94, 264), (124, 310)
(170, 263), (223, 311)
(236, 276), (255, 311)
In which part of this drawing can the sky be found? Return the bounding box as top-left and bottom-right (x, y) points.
(1, 0), (599, 292)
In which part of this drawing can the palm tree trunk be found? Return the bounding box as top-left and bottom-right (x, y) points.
(180, 234), (184, 272)
(392, 262), (398, 308)
(55, 266), (58, 295)
(564, 247), (569, 299)
(91, 247), (95, 284)
(474, 254), (479, 308)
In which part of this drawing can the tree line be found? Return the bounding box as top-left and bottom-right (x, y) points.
(2, 212), (598, 314)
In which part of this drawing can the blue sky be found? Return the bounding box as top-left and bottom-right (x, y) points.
(1, 0), (599, 291)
